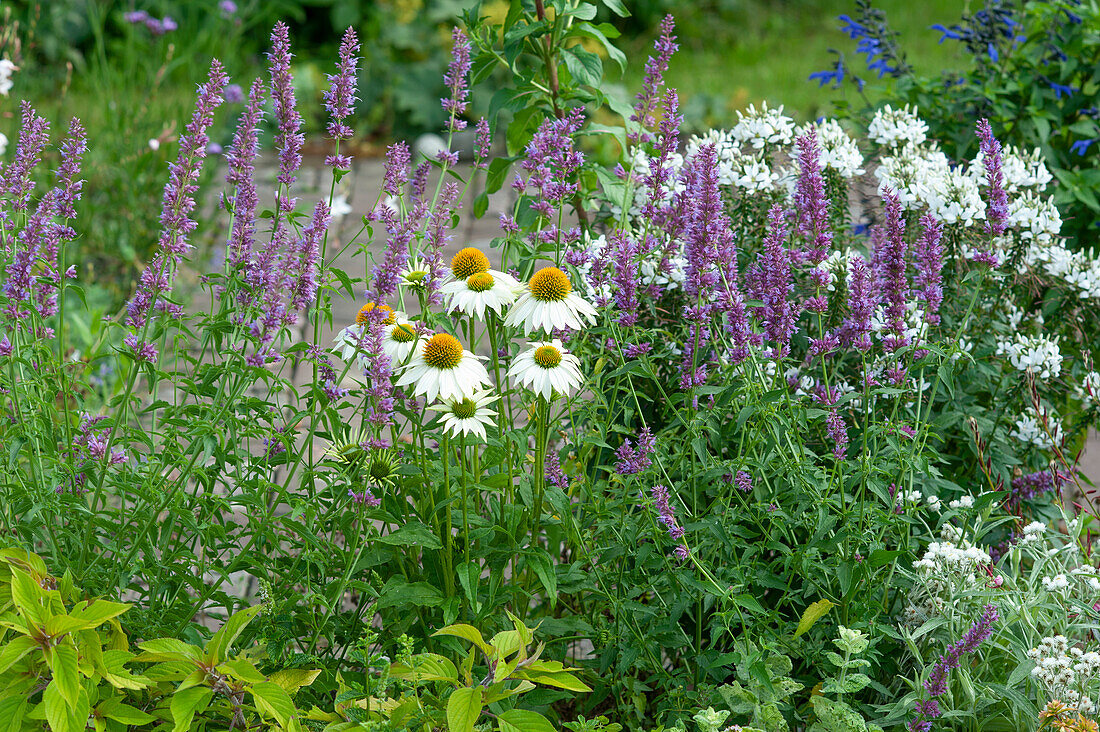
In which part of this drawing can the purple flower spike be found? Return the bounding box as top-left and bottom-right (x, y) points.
(631, 15), (678, 143)
(877, 189), (909, 353)
(615, 426), (655, 475)
(126, 60), (228, 333)
(1, 102), (50, 212)
(913, 213), (943, 325)
(224, 78), (267, 274)
(755, 205), (797, 359)
(442, 28), (472, 133)
(910, 604), (999, 730)
(324, 27), (360, 150)
(838, 254), (875, 351)
(975, 118), (1009, 237)
(793, 130), (832, 267)
(269, 22), (304, 193)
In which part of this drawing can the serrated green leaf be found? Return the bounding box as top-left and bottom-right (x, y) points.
(795, 599), (834, 638)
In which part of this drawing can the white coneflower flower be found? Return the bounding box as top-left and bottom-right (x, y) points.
(508, 339), (583, 399)
(442, 247), (519, 318)
(401, 256), (431, 289)
(381, 319), (419, 365)
(428, 390), (497, 440)
(334, 303), (398, 366)
(505, 266), (597, 335)
(396, 332), (489, 401)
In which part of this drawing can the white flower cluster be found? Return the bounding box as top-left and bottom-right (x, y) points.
(913, 540), (992, 578)
(995, 333), (1063, 379)
(1011, 406), (1064, 449)
(730, 102), (796, 150)
(1028, 635), (1100, 715)
(948, 495), (975, 509)
(970, 145), (1053, 192)
(1041, 573), (1071, 593)
(868, 104), (928, 147)
(1021, 521), (1047, 545)
(798, 119), (865, 178)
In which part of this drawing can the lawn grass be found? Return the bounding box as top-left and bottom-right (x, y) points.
(621, 0), (970, 125)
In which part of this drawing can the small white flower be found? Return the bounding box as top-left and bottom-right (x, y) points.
(995, 333), (1063, 379)
(396, 332), (490, 402)
(148, 138), (161, 151)
(508, 339), (584, 399)
(0, 131), (7, 157)
(948, 495), (975, 510)
(427, 390), (497, 441)
(505, 266), (598, 335)
(868, 104), (928, 147)
(1041, 574), (1070, 592)
(0, 59), (16, 96)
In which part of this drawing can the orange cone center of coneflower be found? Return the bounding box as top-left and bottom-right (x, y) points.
(451, 398), (478, 419)
(422, 333), (464, 370)
(533, 345), (562, 368)
(529, 267), (571, 302)
(391, 323), (416, 342)
(357, 303), (395, 325)
(466, 272), (495, 292)
(452, 247), (491, 279)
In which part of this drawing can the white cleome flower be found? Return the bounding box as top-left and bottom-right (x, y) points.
(428, 390), (497, 440)
(508, 339), (584, 399)
(868, 104), (928, 148)
(396, 332), (490, 402)
(505, 266), (597, 335)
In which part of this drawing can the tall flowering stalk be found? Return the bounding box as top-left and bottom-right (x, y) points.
(269, 23), (303, 197)
(324, 27), (359, 170)
(0, 102), (50, 215)
(754, 205), (797, 359)
(224, 78), (266, 276)
(975, 118), (1009, 237)
(442, 28), (472, 136)
(877, 189), (909, 355)
(630, 15), (677, 143)
(913, 213), (944, 326)
(125, 60), (228, 360)
(839, 254), (875, 352)
(909, 605), (999, 731)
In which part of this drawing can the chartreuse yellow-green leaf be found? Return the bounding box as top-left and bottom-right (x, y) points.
(795, 599), (834, 638)
(446, 687), (483, 732)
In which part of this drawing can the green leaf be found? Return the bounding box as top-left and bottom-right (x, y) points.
(434, 623), (493, 655)
(446, 687), (483, 732)
(97, 697), (156, 725)
(138, 637), (204, 662)
(205, 604), (263, 664)
(0, 635), (37, 674)
(794, 599), (834, 638)
(513, 668), (592, 692)
(563, 47), (603, 88)
(46, 645), (79, 708)
(601, 0), (630, 17)
(0, 696), (28, 732)
(219, 656), (267, 684)
(389, 653), (459, 684)
(499, 709), (556, 732)
(269, 668), (321, 696)
(67, 599), (130, 630)
(376, 581), (444, 610)
(252, 681), (296, 725)
(526, 550), (557, 607)
(377, 522), (443, 551)
(170, 685), (213, 732)
(9, 568), (46, 626)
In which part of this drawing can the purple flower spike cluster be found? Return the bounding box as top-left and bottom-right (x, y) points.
(324, 27), (360, 169)
(735, 471), (753, 493)
(876, 189), (909, 354)
(3, 109), (86, 330)
(909, 604), (999, 731)
(975, 118), (1009, 237)
(442, 28), (472, 134)
(1009, 467), (1073, 503)
(753, 206), (798, 359)
(615, 426), (655, 475)
(545, 451), (569, 489)
(514, 108), (586, 227)
(269, 23), (304, 195)
(125, 60), (228, 362)
(648, 484), (689, 559)
(913, 214), (944, 326)
(631, 15), (678, 143)
(225, 78), (267, 273)
(794, 130), (833, 273)
(610, 232), (643, 327)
